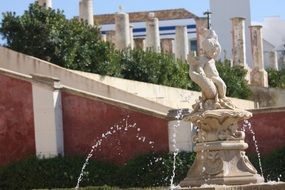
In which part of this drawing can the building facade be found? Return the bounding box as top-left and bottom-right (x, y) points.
(94, 9), (199, 52)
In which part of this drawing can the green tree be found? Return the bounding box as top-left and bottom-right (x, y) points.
(112, 48), (194, 89)
(216, 60), (252, 99)
(267, 68), (285, 88)
(0, 4), (120, 76)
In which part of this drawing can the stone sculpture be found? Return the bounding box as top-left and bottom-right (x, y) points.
(188, 29), (236, 113)
(180, 29), (264, 187)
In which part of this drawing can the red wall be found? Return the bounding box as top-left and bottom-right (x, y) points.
(61, 91), (169, 165)
(244, 110), (285, 155)
(0, 74), (35, 166)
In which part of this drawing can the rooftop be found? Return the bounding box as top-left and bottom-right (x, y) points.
(93, 8), (198, 25)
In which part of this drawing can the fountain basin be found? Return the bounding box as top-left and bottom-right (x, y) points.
(177, 182), (285, 190)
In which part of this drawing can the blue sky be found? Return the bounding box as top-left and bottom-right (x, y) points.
(0, 0), (285, 22)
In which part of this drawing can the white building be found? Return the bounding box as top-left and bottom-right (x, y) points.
(94, 9), (199, 52)
(210, 0), (252, 67)
(261, 17), (285, 69)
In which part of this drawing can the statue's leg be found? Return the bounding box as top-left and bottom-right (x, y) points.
(189, 72), (217, 99)
(211, 76), (226, 98)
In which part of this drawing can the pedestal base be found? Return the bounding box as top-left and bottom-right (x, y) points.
(250, 69), (268, 87)
(180, 141), (264, 187)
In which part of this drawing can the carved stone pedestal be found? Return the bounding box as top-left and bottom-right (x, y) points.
(180, 109), (264, 187)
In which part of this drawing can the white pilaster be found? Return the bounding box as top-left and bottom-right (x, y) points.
(168, 109), (194, 152)
(32, 74), (64, 158)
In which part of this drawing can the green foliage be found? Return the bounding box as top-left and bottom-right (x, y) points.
(111, 48), (194, 90)
(0, 152), (195, 189)
(0, 4), (120, 76)
(249, 146), (285, 182)
(267, 68), (285, 88)
(114, 152), (195, 187)
(0, 156), (118, 189)
(2, 148), (285, 189)
(216, 60), (252, 99)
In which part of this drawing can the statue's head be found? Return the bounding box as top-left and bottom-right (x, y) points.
(202, 29), (221, 59)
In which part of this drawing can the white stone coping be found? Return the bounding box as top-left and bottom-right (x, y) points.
(0, 46), (171, 114)
(72, 70), (255, 110)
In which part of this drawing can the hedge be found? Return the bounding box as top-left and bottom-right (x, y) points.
(0, 152), (195, 190)
(1, 147), (285, 189)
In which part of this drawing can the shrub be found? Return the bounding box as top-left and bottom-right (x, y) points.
(112, 48), (194, 90)
(216, 60), (252, 99)
(0, 152), (195, 189)
(248, 146), (285, 182)
(0, 156), (118, 190)
(267, 68), (285, 88)
(114, 152), (195, 187)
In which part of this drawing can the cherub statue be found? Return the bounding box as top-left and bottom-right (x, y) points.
(188, 29), (235, 111)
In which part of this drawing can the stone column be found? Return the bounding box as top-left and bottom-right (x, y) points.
(195, 17), (208, 56)
(249, 25), (268, 87)
(31, 74), (64, 158)
(145, 13), (161, 52)
(231, 17), (251, 83)
(134, 38), (146, 50)
(115, 11), (131, 50)
(167, 109), (194, 152)
(161, 38), (174, 54)
(175, 25), (189, 60)
(37, 0), (52, 8)
(269, 51), (278, 70)
(231, 17), (247, 67)
(79, 0), (94, 26)
(106, 30), (116, 44)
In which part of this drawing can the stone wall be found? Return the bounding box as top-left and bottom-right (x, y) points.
(250, 86), (285, 108)
(1, 68), (285, 166)
(0, 68), (169, 166)
(61, 90), (169, 165)
(247, 107), (285, 155)
(0, 74), (35, 166)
